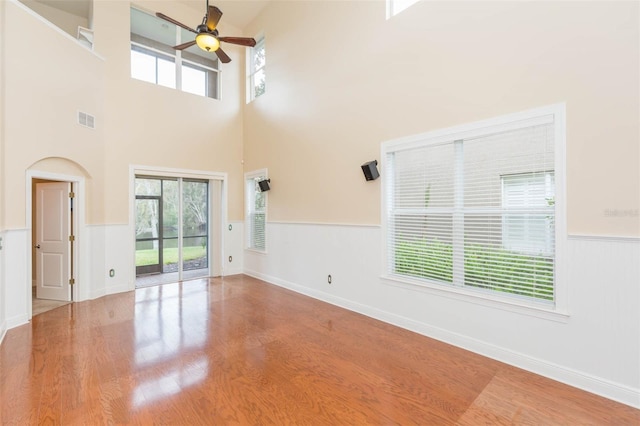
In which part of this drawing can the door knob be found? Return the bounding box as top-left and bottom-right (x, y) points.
(35, 245), (41, 249)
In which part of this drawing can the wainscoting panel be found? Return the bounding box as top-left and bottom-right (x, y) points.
(224, 221), (244, 276)
(2, 229), (29, 329)
(0, 229), (7, 344)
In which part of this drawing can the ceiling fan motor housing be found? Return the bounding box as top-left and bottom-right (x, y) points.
(196, 24), (217, 36)
(156, 4), (256, 63)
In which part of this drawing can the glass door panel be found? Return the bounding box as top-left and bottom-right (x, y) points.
(162, 179), (179, 273)
(135, 197), (162, 275)
(182, 180), (208, 275)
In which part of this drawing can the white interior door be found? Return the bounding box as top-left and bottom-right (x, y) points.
(36, 181), (71, 301)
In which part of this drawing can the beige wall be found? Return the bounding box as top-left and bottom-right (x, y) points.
(2, 0), (246, 229)
(243, 1), (639, 236)
(3, 1), (106, 227)
(96, 0), (245, 224)
(18, 0), (89, 37)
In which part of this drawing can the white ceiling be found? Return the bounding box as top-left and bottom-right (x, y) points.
(33, 0), (270, 30)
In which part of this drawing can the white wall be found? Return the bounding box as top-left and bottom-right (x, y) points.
(2, 229), (30, 329)
(0, 231), (6, 344)
(224, 220), (244, 276)
(245, 223), (640, 407)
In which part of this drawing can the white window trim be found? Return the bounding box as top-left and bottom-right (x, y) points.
(246, 34), (265, 103)
(245, 169), (268, 253)
(386, 0), (420, 19)
(380, 104), (567, 319)
(130, 8), (220, 99)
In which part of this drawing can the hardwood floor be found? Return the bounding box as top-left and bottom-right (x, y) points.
(1, 275), (638, 425)
(32, 287), (71, 317)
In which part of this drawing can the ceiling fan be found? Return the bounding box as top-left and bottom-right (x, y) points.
(156, 0), (256, 64)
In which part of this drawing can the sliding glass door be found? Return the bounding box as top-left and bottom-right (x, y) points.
(135, 176), (209, 285)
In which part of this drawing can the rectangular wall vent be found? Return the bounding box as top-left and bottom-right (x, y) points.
(78, 111), (96, 129)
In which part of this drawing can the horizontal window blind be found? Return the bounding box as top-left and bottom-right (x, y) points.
(246, 176), (266, 251)
(386, 121), (555, 303)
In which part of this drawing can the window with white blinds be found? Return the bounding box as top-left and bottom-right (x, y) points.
(383, 106), (564, 306)
(245, 171), (267, 251)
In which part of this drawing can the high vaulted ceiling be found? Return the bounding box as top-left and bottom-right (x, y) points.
(33, 0), (270, 30)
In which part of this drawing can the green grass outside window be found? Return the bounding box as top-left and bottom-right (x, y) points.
(394, 240), (554, 301)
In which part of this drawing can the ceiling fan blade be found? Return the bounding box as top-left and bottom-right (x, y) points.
(215, 47), (231, 63)
(173, 40), (197, 50)
(156, 12), (197, 34)
(206, 6), (223, 31)
(218, 37), (257, 47)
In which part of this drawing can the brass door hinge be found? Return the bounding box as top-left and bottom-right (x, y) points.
(69, 192), (75, 198)
(69, 278), (75, 285)
(69, 235), (75, 242)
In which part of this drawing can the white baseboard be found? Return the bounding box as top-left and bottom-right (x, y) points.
(244, 268), (640, 409)
(88, 288), (107, 301)
(106, 282), (133, 296)
(223, 265), (244, 276)
(0, 320), (6, 346)
(5, 314), (29, 330)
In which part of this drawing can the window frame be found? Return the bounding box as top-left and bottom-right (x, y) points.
(381, 104), (567, 319)
(386, 0), (421, 19)
(245, 169), (268, 252)
(247, 35), (265, 103)
(130, 43), (177, 88)
(130, 8), (220, 100)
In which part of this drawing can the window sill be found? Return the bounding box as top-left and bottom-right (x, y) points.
(381, 274), (570, 323)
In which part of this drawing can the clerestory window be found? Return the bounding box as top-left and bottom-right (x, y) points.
(130, 7), (220, 99)
(247, 35), (265, 102)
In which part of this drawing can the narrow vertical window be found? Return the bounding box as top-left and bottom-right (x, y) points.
(247, 35), (266, 102)
(245, 170), (268, 251)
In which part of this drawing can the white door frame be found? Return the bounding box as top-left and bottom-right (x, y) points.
(26, 171), (85, 319)
(130, 165), (228, 286)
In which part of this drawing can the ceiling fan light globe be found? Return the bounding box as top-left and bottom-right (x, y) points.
(196, 33), (220, 52)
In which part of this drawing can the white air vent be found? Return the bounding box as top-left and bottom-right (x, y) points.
(78, 111), (96, 129)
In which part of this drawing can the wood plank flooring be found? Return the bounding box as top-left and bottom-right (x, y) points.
(1, 275), (638, 425)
